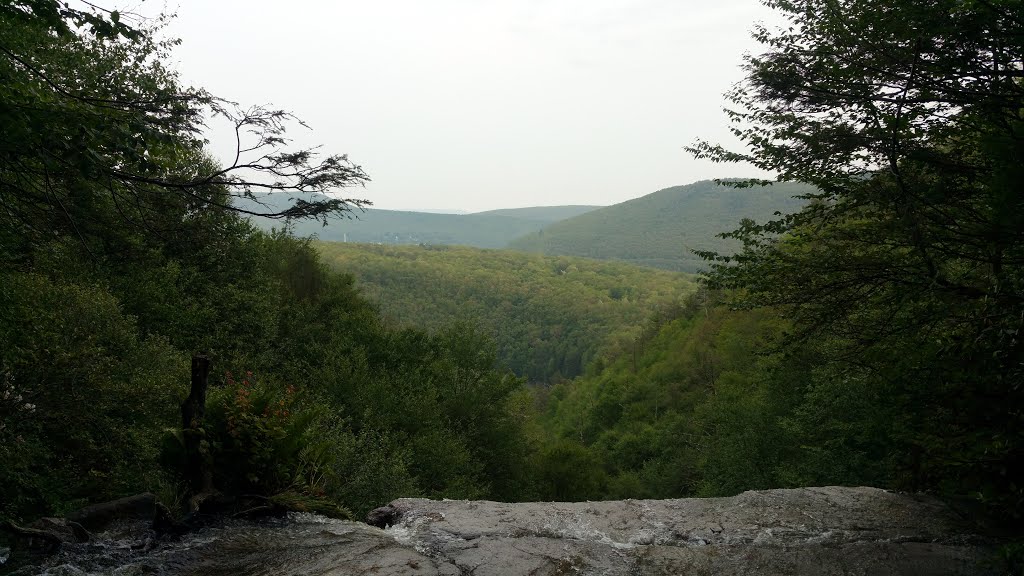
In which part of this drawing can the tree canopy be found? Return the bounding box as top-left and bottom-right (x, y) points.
(316, 242), (695, 383)
(0, 1), (536, 535)
(1, 0), (370, 259)
(689, 0), (1024, 519)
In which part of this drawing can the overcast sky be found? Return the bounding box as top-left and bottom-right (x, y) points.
(141, 0), (779, 212)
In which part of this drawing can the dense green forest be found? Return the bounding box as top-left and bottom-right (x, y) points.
(534, 289), (959, 502)
(2, 0), (1022, 567)
(689, 0), (1024, 524)
(0, 2), (538, 530)
(241, 197), (600, 248)
(533, 291), (804, 500)
(315, 242), (695, 383)
(508, 180), (809, 272)
(533, 0), (1024, 529)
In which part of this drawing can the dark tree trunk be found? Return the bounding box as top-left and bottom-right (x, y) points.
(181, 355), (213, 498)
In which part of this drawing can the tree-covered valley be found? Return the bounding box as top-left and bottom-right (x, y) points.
(314, 242), (695, 383)
(2, 0), (1022, 571)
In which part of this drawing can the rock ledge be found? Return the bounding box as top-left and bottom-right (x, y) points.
(365, 486), (996, 575)
(9, 486), (1001, 575)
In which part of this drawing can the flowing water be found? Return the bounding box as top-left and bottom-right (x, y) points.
(1, 514), (386, 576)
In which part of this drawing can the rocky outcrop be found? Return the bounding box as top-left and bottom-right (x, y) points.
(367, 486), (998, 576)
(5, 486), (1003, 575)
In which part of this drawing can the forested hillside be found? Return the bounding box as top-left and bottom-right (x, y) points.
(241, 197), (600, 248)
(534, 291), (804, 500)
(536, 288), (946, 501)
(508, 181), (809, 271)
(316, 243), (696, 383)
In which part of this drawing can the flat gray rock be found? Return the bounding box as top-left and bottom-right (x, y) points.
(374, 486), (997, 576)
(9, 486), (1001, 575)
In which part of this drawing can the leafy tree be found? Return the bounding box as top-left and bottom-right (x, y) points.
(534, 440), (607, 501)
(0, 272), (186, 519)
(0, 2), (541, 529)
(0, 0), (369, 261)
(689, 0), (1024, 519)
(534, 287), (804, 502)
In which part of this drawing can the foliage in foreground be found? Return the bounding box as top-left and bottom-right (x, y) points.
(0, 230), (537, 523)
(686, 0), (1024, 521)
(537, 0), (1024, 532)
(0, 3), (535, 527)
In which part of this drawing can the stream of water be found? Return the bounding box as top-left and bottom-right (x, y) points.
(1, 514), (380, 576)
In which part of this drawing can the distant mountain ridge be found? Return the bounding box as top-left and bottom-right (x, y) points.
(238, 180), (809, 270)
(471, 205), (602, 221)
(238, 197), (601, 248)
(507, 180), (812, 272)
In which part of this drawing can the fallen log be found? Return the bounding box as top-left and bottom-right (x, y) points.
(2, 520), (65, 551)
(66, 492), (156, 532)
(0, 517), (88, 557)
(1, 493), (158, 558)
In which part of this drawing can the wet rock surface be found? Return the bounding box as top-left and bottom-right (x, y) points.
(5, 487), (1002, 575)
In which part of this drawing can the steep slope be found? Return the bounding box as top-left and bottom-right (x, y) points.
(508, 180), (811, 272)
(237, 195), (601, 248)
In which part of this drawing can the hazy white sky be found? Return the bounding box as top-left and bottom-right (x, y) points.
(140, 0), (779, 212)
